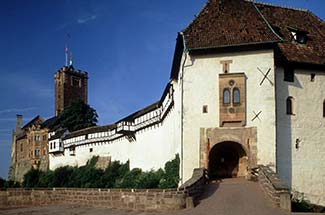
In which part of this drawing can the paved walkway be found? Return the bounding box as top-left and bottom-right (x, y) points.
(172, 178), (290, 215)
(0, 179), (292, 215)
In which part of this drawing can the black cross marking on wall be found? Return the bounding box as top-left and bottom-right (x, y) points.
(258, 67), (274, 86)
(251, 111), (262, 122)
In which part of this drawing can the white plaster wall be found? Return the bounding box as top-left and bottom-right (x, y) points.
(181, 50), (276, 181)
(49, 82), (181, 173)
(276, 68), (325, 206)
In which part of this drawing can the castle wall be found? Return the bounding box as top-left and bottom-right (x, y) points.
(181, 49), (276, 181)
(49, 82), (181, 172)
(276, 68), (325, 206)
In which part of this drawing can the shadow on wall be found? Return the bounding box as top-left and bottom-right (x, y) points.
(276, 69), (300, 189)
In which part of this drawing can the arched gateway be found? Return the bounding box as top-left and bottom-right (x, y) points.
(199, 127), (257, 180)
(208, 141), (248, 179)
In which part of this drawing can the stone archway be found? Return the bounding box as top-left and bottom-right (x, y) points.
(208, 141), (248, 179)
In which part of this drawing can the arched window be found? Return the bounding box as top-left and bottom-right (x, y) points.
(286, 97), (294, 115)
(223, 89), (230, 104)
(233, 88), (240, 104)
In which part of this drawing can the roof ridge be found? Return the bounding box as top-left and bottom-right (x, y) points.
(251, 1), (283, 41)
(246, 0), (308, 12)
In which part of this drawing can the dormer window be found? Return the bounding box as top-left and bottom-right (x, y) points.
(296, 33), (307, 44)
(288, 26), (308, 45)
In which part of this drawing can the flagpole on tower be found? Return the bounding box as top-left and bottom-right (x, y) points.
(65, 46), (68, 66)
(65, 33), (71, 66)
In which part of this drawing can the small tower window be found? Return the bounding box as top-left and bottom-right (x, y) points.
(286, 96), (295, 115)
(223, 89), (230, 105)
(233, 88), (240, 104)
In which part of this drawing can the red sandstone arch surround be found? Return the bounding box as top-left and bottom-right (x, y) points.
(200, 127), (257, 179)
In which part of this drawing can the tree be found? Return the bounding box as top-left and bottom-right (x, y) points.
(57, 100), (98, 132)
(0, 177), (5, 188)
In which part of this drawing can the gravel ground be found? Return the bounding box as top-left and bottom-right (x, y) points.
(0, 179), (292, 215)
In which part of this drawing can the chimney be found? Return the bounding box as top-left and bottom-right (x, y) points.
(16, 114), (23, 133)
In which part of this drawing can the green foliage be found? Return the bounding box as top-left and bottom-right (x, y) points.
(101, 160), (129, 188)
(115, 168), (142, 188)
(158, 154), (180, 189)
(38, 171), (54, 187)
(4, 180), (21, 188)
(0, 178), (5, 188)
(56, 100), (98, 132)
(292, 192), (313, 212)
(23, 168), (42, 188)
(52, 166), (74, 187)
(21, 154), (180, 189)
(138, 169), (164, 189)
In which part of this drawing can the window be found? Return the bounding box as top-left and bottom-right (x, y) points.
(223, 89), (230, 105)
(288, 27), (308, 45)
(296, 33), (307, 44)
(311, 73), (315, 82)
(43, 135), (47, 141)
(50, 143), (52, 149)
(71, 76), (81, 87)
(202, 105), (208, 113)
(323, 100), (325, 118)
(34, 135), (40, 143)
(220, 60), (233, 73)
(233, 88), (240, 104)
(89, 148), (93, 153)
(286, 97), (294, 115)
(35, 149), (40, 157)
(284, 66), (294, 82)
(20, 143), (23, 152)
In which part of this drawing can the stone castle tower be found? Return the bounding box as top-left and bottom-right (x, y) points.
(54, 65), (88, 116)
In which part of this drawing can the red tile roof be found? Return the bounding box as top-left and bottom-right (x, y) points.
(183, 0), (280, 50)
(183, 0), (325, 66)
(255, 2), (325, 65)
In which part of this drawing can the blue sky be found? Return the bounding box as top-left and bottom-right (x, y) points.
(0, 0), (324, 179)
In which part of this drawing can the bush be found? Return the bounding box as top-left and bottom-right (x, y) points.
(4, 180), (21, 188)
(292, 191), (313, 212)
(23, 168), (42, 188)
(21, 154), (180, 189)
(138, 169), (164, 189)
(159, 154), (180, 188)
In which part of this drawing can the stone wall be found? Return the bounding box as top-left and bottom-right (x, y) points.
(179, 168), (207, 207)
(258, 165), (291, 211)
(0, 188), (186, 211)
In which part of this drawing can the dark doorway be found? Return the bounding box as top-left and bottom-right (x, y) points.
(208, 141), (247, 179)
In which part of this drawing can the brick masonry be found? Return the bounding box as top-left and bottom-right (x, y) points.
(0, 188), (186, 211)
